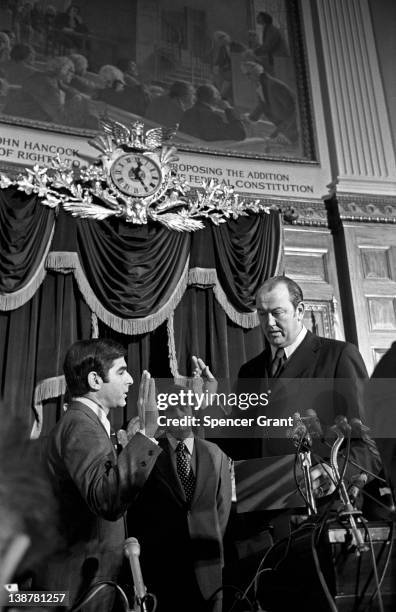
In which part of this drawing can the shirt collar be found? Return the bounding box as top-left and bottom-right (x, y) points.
(166, 433), (194, 455)
(75, 396), (111, 438)
(270, 325), (307, 360)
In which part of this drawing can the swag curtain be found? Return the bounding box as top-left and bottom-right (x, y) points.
(0, 186), (283, 434)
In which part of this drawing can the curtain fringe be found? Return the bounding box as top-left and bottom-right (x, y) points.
(0, 266), (46, 310)
(167, 314), (180, 377)
(46, 256), (261, 332)
(188, 267), (217, 285)
(34, 375), (66, 404)
(275, 219), (285, 274)
(46, 251), (79, 272)
(213, 282), (260, 328)
(47, 251), (190, 335)
(91, 312), (99, 338)
(188, 267), (260, 328)
(30, 375), (66, 439)
(0, 224), (55, 310)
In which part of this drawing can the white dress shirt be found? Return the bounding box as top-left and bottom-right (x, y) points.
(270, 325), (308, 360)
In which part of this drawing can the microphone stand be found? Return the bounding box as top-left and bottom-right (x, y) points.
(299, 441), (317, 516)
(291, 414), (317, 515)
(330, 427), (368, 553)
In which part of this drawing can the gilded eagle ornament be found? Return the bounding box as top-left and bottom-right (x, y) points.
(1, 119), (269, 232)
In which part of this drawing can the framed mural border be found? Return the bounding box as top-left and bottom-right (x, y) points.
(0, 0), (317, 166)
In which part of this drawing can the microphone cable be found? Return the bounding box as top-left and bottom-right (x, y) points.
(69, 579), (158, 612)
(236, 519), (318, 612)
(305, 431), (353, 612)
(361, 520), (394, 612)
(70, 581), (129, 612)
(360, 519), (385, 612)
(310, 524), (338, 612)
(208, 585), (254, 612)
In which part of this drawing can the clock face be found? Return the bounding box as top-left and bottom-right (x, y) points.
(110, 153), (162, 197)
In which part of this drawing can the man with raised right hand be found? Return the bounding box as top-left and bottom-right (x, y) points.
(34, 338), (161, 611)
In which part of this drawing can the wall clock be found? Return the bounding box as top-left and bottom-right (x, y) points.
(109, 152), (163, 198)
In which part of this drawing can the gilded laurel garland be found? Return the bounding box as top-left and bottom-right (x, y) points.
(0, 120), (270, 232)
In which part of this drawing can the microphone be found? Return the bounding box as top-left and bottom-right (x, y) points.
(350, 417), (381, 460)
(287, 412), (311, 448)
(331, 415), (352, 437)
(288, 413), (316, 514)
(124, 537), (147, 612)
(348, 472), (368, 504)
(305, 409), (323, 439)
(350, 417), (370, 437)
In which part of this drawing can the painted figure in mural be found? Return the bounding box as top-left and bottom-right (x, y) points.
(179, 83), (246, 142)
(3, 43), (38, 86)
(242, 59), (298, 144)
(68, 53), (96, 95)
(145, 79), (195, 127)
(0, 32), (11, 75)
(255, 11), (289, 75)
(3, 55), (75, 123)
(96, 63), (151, 117)
(211, 30), (233, 102)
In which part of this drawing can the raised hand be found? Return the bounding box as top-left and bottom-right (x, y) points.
(191, 356), (218, 409)
(137, 370), (158, 438)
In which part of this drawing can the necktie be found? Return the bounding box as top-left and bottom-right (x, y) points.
(110, 427), (122, 455)
(176, 441), (195, 505)
(270, 347), (286, 378)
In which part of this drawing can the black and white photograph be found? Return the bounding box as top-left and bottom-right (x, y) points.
(1, 0), (396, 611)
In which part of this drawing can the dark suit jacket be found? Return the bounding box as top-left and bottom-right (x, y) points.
(128, 437), (232, 612)
(34, 401), (161, 609)
(229, 331), (380, 479)
(368, 342), (396, 487)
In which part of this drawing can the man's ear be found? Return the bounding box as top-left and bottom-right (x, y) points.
(87, 371), (102, 391)
(296, 301), (305, 321)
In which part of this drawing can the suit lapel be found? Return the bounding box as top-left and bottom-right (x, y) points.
(280, 330), (320, 379)
(191, 438), (211, 507)
(266, 331), (320, 401)
(68, 400), (112, 441)
(68, 401), (122, 459)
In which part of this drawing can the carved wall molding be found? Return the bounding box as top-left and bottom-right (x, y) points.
(337, 193), (396, 224)
(281, 200), (328, 227)
(241, 195), (329, 227)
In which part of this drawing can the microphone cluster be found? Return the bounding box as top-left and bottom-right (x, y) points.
(287, 411), (374, 531)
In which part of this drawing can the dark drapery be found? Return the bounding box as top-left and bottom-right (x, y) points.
(0, 186), (282, 434)
(0, 187), (55, 299)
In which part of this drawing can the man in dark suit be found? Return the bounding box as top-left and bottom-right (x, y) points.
(366, 342), (396, 503)
(33, 338), (161, 611)
(128, 385), (232, 612)
(233, 275), (381, 490)
(220, 276), (382, 611)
